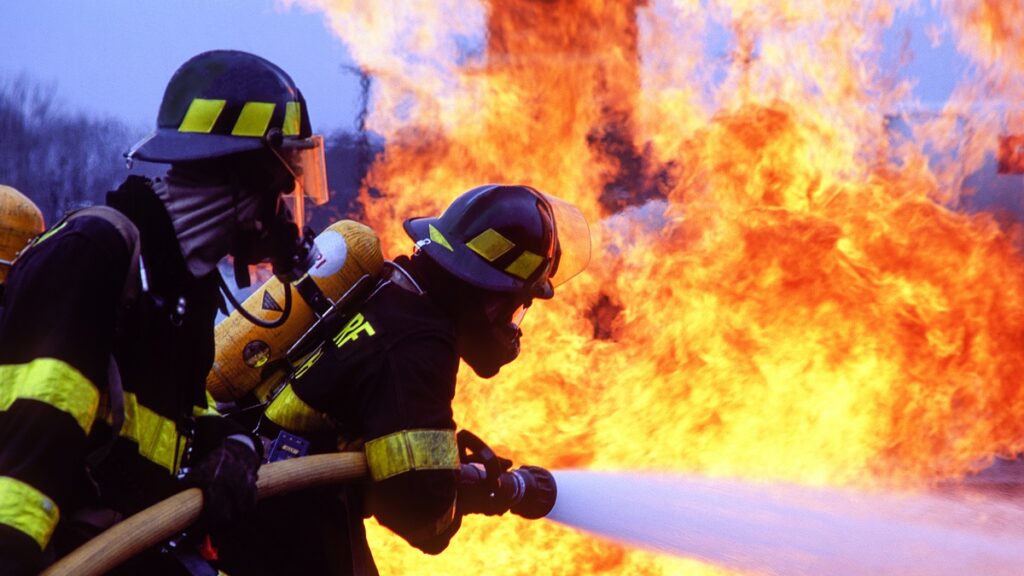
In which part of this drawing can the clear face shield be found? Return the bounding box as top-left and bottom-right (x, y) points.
(271, 134), (329, 231)
(540, 192), (591, 291)
(492, 191), (592, 330)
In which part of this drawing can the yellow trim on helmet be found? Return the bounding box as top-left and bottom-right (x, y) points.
(466, 228), (514, 262)
(232, 102), (276, 137)
(505, 250), (544, 280)
(283, 102), (302, 136)
(178, 98), (226, 133)
(428, 224), (454, 252)
(364, 429), (459, 481)
(0, 476), (60, 550)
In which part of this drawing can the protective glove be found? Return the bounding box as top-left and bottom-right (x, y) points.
(455, 430), (514, 516)
(184, 435), (260, 534)
(0, 547), (39, 576)
(457, 471), (506, 516)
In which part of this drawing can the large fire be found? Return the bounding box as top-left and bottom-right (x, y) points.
(287, 0), (1024, 574)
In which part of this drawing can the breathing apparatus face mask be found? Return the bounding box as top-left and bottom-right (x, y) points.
(228, 185), (319, 289)
(458, 291), (533, 379)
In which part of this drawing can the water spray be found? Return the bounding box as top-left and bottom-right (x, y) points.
(546, 470), (1024, 576)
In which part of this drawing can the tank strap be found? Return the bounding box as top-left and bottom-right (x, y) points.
(65, 206), (142, 312)
(53, 205), (141, 471)
(293, 274), (332, 316)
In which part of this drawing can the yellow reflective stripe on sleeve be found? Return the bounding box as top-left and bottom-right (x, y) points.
(0, 476), (60, 550)
(505, 250), (544, 280)
(364, 429), (459, 482)
(115, 392), (186, 473)
(193, 391), (221, 418)
(283, 101), (302, 136)
(0, 358), (99, 433)
(264, 384), (334, 433)
(232, 102), (276, 137)
(467, 228), (514, 262)
(179, 98), (226, 133)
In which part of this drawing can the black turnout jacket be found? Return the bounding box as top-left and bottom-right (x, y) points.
(0, 177), (241, 574)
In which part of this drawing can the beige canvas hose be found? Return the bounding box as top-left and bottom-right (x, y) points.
(42, 452), (367, 576)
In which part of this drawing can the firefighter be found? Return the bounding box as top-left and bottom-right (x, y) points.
(214, 184), (591, 575)
(0, 50), (327, 574)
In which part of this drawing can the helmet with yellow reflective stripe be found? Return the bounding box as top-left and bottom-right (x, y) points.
(403, 185), (591, 300)
(126, 50), (314, 163)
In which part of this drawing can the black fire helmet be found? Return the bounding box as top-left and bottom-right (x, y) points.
(403, 184), (591, 300)
(126, 50), (314, 164)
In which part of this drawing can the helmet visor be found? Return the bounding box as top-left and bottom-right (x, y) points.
(282, 134), (329, 206)
(539, 192), (591, 288)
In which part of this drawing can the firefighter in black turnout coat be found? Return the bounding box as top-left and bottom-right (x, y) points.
(215, 184), (591, 575)
(0, 50), (328, 574)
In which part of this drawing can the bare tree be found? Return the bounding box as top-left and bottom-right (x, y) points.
(0, 74), (144, 224)
(0, 72), (379, 231)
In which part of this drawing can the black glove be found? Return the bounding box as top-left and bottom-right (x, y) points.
(0, 535), (41, 576)
(457, 478), (506, 516)
(184, 436), (260, 534)
(456, 430), (514, 516)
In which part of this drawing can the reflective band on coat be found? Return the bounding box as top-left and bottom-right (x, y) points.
(110, 392), (186, 473)
(0, 476), (60, 550)
(28, 220), (68, 249)
(364, 429), (459, 482)
(0, 358), (99, 433)
(264, 384), (334, 433)
(193, 391), (221, 418)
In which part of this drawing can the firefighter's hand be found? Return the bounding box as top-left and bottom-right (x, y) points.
(184, 435), (260, 533)
(0, 544), (39, 576)
(456, 467), (513, 517)
(457, 486), (508, 516)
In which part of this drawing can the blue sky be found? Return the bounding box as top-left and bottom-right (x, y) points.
(1, 1), (973, 133)
(1, 0), (364, 131)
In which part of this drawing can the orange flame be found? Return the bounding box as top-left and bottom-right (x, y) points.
(286, 0), (1024, 573)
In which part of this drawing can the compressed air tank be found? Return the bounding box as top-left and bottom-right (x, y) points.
(208, 219), (384, 402)
(0, 185), (45, 282)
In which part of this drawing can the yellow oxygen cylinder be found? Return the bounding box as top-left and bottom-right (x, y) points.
(208, 220), (384, 402)
(0, 185), (45, 282)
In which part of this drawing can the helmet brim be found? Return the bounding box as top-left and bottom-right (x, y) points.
(404, 216), (553, 298)
(126, 129), (266, 163)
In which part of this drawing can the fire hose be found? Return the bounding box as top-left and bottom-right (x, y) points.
(41, 452), (368, 576)
(42, 434), (556, 576)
